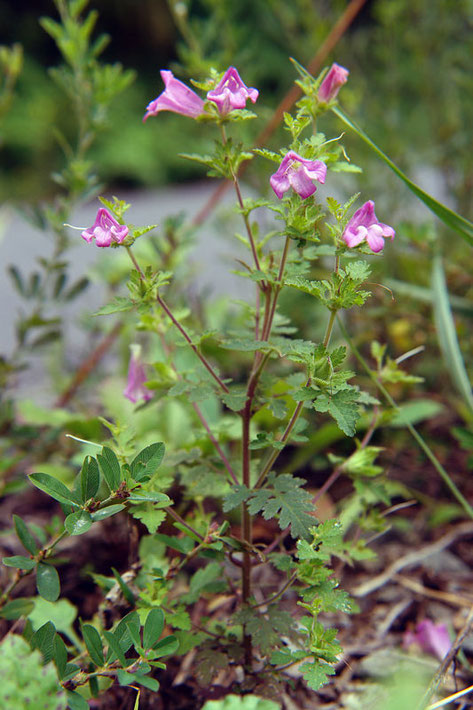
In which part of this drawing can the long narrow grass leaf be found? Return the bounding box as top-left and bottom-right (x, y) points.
(431, 254), (473, 415)
(332, 106), (473, 245)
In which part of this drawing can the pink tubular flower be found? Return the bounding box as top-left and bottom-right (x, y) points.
(342, 201), (395, 253)
(207, 67), (259, 115)
(270, 151), (327, 199)
(143, 70), (205, 121)
(403, 620), (451, 661)
(124, 346), (153, 404)
(318, 63), (349, 103)
(81, 208), (129, 248)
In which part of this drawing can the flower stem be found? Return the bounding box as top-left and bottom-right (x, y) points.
(156, 293), (229, 394)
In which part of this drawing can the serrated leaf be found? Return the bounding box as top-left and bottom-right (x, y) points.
(314, 390), (359, 436)
(81, 623), (104, 667)
(65, 510), (92, 535)
(97, 446), (122, 491)
(130, 442), (165, 482)
(248, 473), (316, 539)
(221, 388), (247, 412)
(236, 606), (293, 655)
(3, 555), (36, 570)
(143, 608), (165, 650)
(299, 659), (336, 690)
(195, 646), (228, 685)
(131, 506), (166, 533)
(0, 598), (35, 619)
(13, 514), (39, 555)
(222, 484), (251, 512)
(80, 455), (100, 502)
(93, 296), (135, 316)
(28, 473), (80, 506)
(36, 563), (60, 601)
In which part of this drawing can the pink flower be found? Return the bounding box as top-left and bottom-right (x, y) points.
(318, 63), (349, 103)
(207, 67), (258, 115)
(143, 70), (205, 121)
(81, 208), (129, 248)
(124, 346), (153, 404)
(270, 151), (327, 199)
(342, 201), (395, 253)
(403, 620), (451, 661)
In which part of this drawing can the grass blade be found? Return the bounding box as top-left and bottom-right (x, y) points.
(431, 253), (473, 415)
(332, 106), (473, 246)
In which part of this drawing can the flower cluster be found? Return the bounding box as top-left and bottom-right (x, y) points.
(144, 66), (258, 121)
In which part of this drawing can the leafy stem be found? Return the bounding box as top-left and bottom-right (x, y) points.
(337, 315), (473, 519)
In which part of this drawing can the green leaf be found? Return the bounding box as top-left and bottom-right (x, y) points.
(13, 514), (39, 555)
(53, 633), (68, 678)
(299, 659), (336, 691)
(0, 598), (35, 619)
(128, 491), (171, 504)
(151, 634), (179, 657)
(111, 567), (135, 605)
(36, 562), (60, 602)
(235, 605), (293, 655)
(91, 504), (125, 521)
(221, 388), (247, 412)
(432, 254), (473, 414)
(97, 446), (122, 491)
(104, 629), (128, 666)
(65, 510), (92, 536)
(314, 389), (359, 436)
(130, 442), (165, 482)
(3, 555), (36, 570)
(66, 690), (90, 710)
(131, 506), (166, 534)
(222, 484), (251, 512)
(117, 669), (159, 691)
(81, 623), (104, 667)
(31, 620), (56, 663)
(80, 455), (100, 502)
(143, 608), (165, 650)
(248, 473), (316, 539)
(29, 472), (80, 506)
(343, 446), (384, 478)
(388, 399), (445, 427)
(93, 296), (135, 316)
(332, 106), (473, 246)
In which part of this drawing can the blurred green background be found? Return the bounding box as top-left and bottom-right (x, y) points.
(2, 0), (471, 217)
